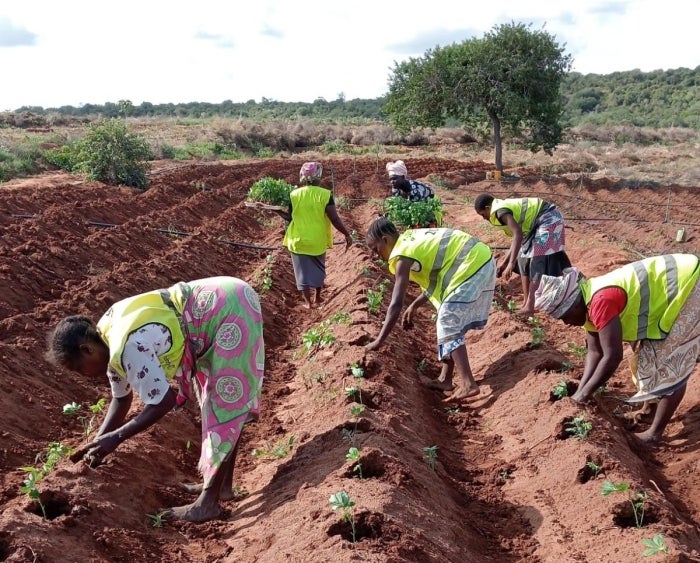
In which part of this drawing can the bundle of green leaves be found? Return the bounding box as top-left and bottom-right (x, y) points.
(247, 177), (294, 206)
(383, 196), (443, 229)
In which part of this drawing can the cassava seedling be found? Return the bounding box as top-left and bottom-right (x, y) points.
(252, 435), (295, 460)
(19, 441), (73, 519)
(329, 491), (357, 543)
(346, 447), (363, 479)
(19, 467), (46, 519)
(366, 289), (383, 314)
(641, 534), (668, 556)
(63, 398), (107, 438)
(552, 380), (569, 399)
(601, 480), (648, 528)
(586, 460), (602, 479)
(147, 510), (169, 528)
(423, 445), (438, 471)
(566, 414), (592, 440)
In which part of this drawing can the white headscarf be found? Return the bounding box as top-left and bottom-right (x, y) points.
(386, 160), (408, 177)
(534, 268), (583, 318)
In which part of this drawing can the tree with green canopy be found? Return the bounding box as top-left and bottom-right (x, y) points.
(384, 22), (572, 172)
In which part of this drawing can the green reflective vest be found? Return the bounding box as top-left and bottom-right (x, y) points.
(490, 198), (544, 237)
(581, 254), (700, 340)
(389, 228), (492, 308)
(97, 283), (187, 379)
(283, 186), (333, 255)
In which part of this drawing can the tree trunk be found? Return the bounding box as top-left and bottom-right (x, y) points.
(489, 112), (503, 171)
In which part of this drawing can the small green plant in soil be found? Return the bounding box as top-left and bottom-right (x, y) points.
(566, 414), (593, 440)
(20, 442), (73, 519)
(567, 341), (587, 359)
(586, 460), (602, 479)
(147, 510), (169, 528)
(641, 534), (669, 557)
(528, 316), (546, 347)
(19, 467), (46, 519)
(63, 397), (107, 438)
(423, 445), (438, 471)
(259, 254), (275, 292)
(507, 300), (518, 312)
(552, 380), (569, 399)
(601, 480), (648, 528)
(350, 404), (366, 417)
(329, 491), (357, 543)
(346, 447), (363, 479)
(252, 435), (295, 460)
(247, 176), (294, 206)
(366, 289), (383, 314)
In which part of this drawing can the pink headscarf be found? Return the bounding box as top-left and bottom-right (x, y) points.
(386, 160), (408, 178)
(300, 162), (323, 183)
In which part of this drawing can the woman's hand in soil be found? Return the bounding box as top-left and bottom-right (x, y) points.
(82, 432), (123, 467)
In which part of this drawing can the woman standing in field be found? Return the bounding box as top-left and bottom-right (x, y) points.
(535, 254), (700, 445)
(46, 276), (265, 522)
(364, 217), (495, 402)
(278, 162), (353, 308)
(474, 193), (570, 315)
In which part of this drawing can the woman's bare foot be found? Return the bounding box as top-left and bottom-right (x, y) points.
(444, 384), (481, 403)
(633, 429), (661, 446)
(424, 379), (454, 391)
(302, 301), (312, 309)
(181, 482), (245, 501)
(165, 501), (221, 522)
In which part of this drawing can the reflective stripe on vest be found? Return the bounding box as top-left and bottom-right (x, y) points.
(582, 254), (699, 341)
(490, 198), (543, 236)
(389, 228), (490, 307)
(425, 231), (479, 300)
(631, 254), (678, 340)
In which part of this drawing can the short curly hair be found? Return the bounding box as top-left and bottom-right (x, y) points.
(45, 315), (100, 366)
(474, 193), (495, 212)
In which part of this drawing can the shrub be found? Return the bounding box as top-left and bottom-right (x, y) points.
(74, 119), (153, 188)
(44, 145), (80, 171)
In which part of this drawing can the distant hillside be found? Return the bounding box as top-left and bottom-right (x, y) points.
(562, 67), (700, 128)
(10, 67), (700, 130)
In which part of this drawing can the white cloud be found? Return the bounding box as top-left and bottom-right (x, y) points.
(0, 0), (697, 110)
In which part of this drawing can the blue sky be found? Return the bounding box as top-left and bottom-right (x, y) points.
(1, 0), (697, 110)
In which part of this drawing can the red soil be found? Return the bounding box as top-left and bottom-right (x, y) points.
(0, 155), (699, 562)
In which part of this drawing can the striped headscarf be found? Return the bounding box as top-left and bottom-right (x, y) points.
(534, 268), (583, 319)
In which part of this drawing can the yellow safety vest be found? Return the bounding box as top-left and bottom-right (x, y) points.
(97, 283), (188, 379)
(389, 228), (492, 308)
(283, 186), (333, 255)
(581, 254), (700, 340)
(490, 198), (544, 237)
